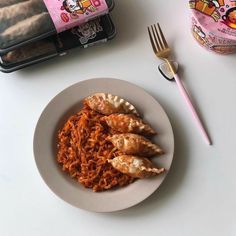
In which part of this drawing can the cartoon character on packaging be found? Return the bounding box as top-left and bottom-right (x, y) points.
(190, 0), (225, 21)
(222, 7), (236, 28)
(63, 0), (96, 14)
(210, 0), (223, 8)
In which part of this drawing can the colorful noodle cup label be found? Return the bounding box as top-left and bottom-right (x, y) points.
(189, 0), (236, 54)
(43, 0), (108, 33)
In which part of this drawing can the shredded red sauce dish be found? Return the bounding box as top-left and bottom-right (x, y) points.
(57, 105), (134, 192)
(57, 93), (165, 192)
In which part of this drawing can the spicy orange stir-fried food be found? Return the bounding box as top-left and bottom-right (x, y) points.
(57, 93), (164, 192)
(57, 105), (134, 192)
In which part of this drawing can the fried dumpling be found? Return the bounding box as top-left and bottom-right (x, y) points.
(108, 133), (164, 157)
(102, 114), (156, 136)
(84, 93), (139, 116)
(108, 155), (165, 178)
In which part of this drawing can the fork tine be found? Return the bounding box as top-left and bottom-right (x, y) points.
(157, 23), (169, 49)
(151, 25), (161, 52)
(148, 27), (157, 54)
(154, 24), (164, 50)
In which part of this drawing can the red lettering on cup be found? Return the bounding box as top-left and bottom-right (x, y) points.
(61, 12), (69, 22)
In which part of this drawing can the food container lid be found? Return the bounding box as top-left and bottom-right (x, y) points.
(0, 0), (114, 55)
(189, 0), (236, 41)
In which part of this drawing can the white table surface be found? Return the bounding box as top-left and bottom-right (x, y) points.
(1, 0), (236, 235)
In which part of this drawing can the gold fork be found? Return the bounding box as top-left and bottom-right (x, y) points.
(148, 23), (212, 145)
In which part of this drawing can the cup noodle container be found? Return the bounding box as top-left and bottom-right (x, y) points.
(189, 0), (236, 54)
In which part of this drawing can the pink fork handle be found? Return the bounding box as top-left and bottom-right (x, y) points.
(174, 73), (212, 145)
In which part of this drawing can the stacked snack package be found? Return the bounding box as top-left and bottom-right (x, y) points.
(0, 0), (115, 72)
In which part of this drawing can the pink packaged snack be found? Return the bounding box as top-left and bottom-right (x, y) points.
(189, 0), (236, 54)
(0, 0), (114, 54)
(44, 0), (108, 33)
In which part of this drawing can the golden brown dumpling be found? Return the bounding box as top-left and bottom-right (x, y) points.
(102, 114), (156, 136)
(108, 133), (164, 157)
(108, 155), (165, 178)
(84, 93), (139, 116)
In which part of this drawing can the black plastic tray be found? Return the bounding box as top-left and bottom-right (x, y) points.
(0, 14), (116, 73)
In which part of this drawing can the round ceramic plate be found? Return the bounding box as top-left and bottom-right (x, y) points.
(33, 78), (174, 212)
